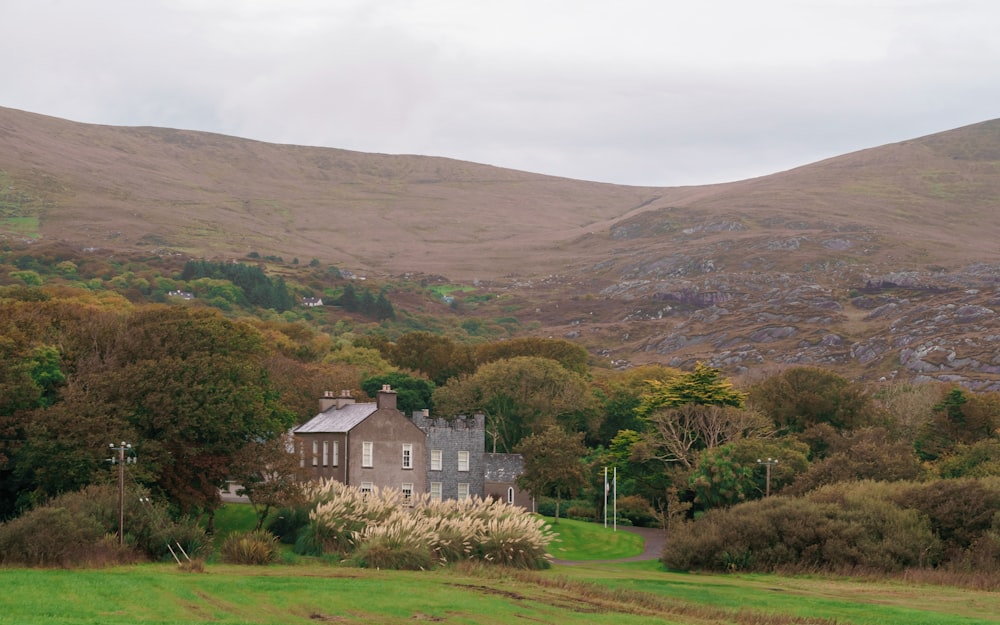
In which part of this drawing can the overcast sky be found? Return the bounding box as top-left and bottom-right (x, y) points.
(3, 0), (999, 186)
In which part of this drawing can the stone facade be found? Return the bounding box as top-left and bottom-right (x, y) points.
(294, 389), (527, 508)
(411, 410), (485, 502)
(293, 387), (427, 498)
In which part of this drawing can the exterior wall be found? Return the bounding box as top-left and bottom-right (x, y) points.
(295, 432), (347, 483)
(412, 412), (485, 500)
(484, 480), (534, 511)
(483, 453), (532, 511)
(349, 408), (426, 494)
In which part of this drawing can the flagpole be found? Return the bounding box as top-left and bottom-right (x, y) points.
(613, 466), (617, 532)
(603, 466), (608, 528)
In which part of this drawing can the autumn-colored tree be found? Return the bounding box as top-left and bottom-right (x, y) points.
(230, 434), (306, 530)
(515, 426), (588, 523)
(915, 387), (1000, 461)
(636, 362), (745, 417)
(384, 332), (475, 386)
(475, 338), (590, 376)
(590, 365), (681, 446)
(433, 356), (593, 452)
(746, 366), (872, 433)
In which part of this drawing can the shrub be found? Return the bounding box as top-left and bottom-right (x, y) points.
(662, 484), (942, 573)
(0, 506), (106, 567)
(615, 495), (658, 527)
(475, 514), (553, 569)
(351, 513), (435, 570)
(267, 505), (311, 545)
(220, 529), (279, 565)
(302, 480), (553, 568)
(894, 477), (1000, 560)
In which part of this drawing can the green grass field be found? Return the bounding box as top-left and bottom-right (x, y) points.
(0, 504), (996, 625)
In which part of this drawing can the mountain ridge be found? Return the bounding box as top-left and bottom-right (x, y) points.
(3, 106), (1000, 389)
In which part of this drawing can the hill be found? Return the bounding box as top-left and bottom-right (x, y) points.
(3, 106), (1000, 388)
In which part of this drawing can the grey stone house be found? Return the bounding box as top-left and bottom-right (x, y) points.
(292, 387), (427, 502)
(294, 388), (529, 508)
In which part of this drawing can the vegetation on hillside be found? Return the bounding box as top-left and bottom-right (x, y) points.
(0, 243), (998, 580)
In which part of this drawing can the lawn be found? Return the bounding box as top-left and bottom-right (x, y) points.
(1, 504), (996, 625)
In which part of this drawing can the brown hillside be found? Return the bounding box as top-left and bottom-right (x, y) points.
(4, 106), (1000, 389)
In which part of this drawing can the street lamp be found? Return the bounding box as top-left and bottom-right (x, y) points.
(108, 442), (136, 545)
(756, 457), (778, 497)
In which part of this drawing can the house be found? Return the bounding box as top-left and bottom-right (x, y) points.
(293, 387), (529, 508)
(484, 453), (533, 510)
(292, 387), (426, 501)
(302, 297), (324, 307)
(411, 410), (485, 502)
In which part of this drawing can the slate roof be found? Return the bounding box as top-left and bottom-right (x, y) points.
(483, 453), (524, 482)
(293, 403), (378, 434)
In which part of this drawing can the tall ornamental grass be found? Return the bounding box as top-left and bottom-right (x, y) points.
(301, 479), (553, 569)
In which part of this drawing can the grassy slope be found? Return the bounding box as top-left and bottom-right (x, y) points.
(1, 504), (996, 625)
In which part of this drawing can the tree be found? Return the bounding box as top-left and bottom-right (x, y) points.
(915, 387), (1000, 461)
(433, 356), (594, 452)
(475, 338), (590, 376)
(47, 307), (294, 522)
(386, 332), (474, 386)
(747, 366), (871, 433)
(688, 444), (754, 509)
(636, 362), (745, 417)
(361, 372), (435, 416)
(515, 426), (588, 523)
(590, 365), (682, 446)
(230, 434), (306, 530)
(637, 404), (774, 469)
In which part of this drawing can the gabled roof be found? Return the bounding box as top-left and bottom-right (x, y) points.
(293, 403), (378, 434)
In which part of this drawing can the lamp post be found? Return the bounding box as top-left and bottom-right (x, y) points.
(109, 442), (135, 545)
(757, 457), (778, 497)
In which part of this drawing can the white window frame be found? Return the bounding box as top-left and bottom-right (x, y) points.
(507, 487), (514, 504)
(401, 482), (413, 506)
(457, 450), (470, 472)
(402, 443), (413, 469)
(457, 483), (470, 500)
(430, 449), (442, 471)
(322, 441), (329, 467)
(299, 442), (305, 468)
(332, 441), (339, 467)
(362, 441), (373, 468)
(311, 440), (318, 467)
(360, 482), (373, 499)
(430, 482), (442, 501)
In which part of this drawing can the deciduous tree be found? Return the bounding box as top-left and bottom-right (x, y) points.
(515, 426), (588, 523)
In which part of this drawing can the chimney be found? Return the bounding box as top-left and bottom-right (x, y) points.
(319, 390), (336, 412)
(336, 389), (355, 409)
(376, 384), (397, 411)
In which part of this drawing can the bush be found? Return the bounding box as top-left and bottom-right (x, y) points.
(220, 529), (279, 565)
(475, 515), (552, 569)
(0, 506), (107, 567)
(615, 495), (658, 528)
(0, 484), (209, 566)
(301, 480), (554, 569)
(662, 483), (944, 573)
(351, 514), (435, 570)
(268, 506), (311, 545)
(894, 477), (1000, 561)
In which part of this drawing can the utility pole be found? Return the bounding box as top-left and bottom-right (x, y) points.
(757, 457), (778, 497)
(109, 442), (135, 545)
